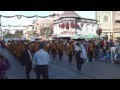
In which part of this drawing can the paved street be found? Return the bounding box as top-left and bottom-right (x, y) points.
(0, 47), (120, 79)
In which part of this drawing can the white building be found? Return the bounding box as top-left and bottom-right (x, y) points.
(96, 11), (120, 41)
(53, 11), (98, 39)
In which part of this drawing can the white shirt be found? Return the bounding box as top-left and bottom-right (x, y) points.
(74, 44), (81, 51)
(75, 44), (87, 59)
(33, 49), (50, 65)
(80, 44), (87, 59)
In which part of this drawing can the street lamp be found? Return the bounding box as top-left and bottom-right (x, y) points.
(96, 28), (102, 49)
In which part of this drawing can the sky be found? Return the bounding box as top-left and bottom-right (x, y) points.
(0, 11), (95, 29)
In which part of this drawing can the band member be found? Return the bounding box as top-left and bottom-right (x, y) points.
(57, 42), (64, 61)
(74, 42), (83, 70)
(51, 41), (57, 59)
(66, 41), (73, 64)
(87, 40), (94, 63)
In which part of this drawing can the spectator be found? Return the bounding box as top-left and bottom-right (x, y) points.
(0, 54), (11, 79)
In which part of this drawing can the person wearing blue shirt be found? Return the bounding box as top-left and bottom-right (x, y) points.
(33, 42), (50, 79)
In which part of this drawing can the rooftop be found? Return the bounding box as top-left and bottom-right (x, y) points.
(60, 11), (80, 18)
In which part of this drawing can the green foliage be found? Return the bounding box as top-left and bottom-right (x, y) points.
(40, 26), (53, 38)
(27, 30), (35, 36)
(15, 30), (23, 38)
(4, 30), (23, 39)
(4, 32), (13, 38)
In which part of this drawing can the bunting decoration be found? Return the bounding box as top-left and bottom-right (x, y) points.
(71, 22), (74, 28)
(8, 25), (11, 28)
(61, 23), (65, 28)
(65, 22), (69, 28)
(75, 22), (79, 28)
(16, 15), (22, 19)
(1, 25), (27, 27)
(2, 16), (15, 18)
(0, 15), (49, 19)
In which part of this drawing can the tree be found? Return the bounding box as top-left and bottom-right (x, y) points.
(40, 25), (54, 40)
(4, 32), (13, 38)
(27, 30), (35, 37)
(15, 30), (23, 38)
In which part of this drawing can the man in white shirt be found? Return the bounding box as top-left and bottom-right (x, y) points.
(33, 42), (50, 79)
(74, 42), (83, 70)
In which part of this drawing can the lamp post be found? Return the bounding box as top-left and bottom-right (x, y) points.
(96, 28), (102, 49)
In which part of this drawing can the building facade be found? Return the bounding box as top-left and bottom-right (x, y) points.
(96, 11), (120, 41)
(53, 11), (98, 38)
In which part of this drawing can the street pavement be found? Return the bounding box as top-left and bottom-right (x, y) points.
(0, 47), (120, 79)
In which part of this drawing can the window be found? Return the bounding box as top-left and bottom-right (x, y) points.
(116, 13), (120, 20)
(115, 13), (120, 23)
(103, 15), (108, 22)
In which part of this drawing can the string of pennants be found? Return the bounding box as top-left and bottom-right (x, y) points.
(1, 25), (27, 28)
(0, 15), (50, 19)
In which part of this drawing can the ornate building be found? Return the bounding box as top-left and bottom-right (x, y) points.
(53, 11), (98, 39)
(96, 11), (120, 41)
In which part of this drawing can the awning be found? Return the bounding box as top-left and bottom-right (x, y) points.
(71, 22), (74, 28)
(70, 22), (80, 28)
(75, 22), (80, 28)
(61, 23), (65, 28)
(65, 22), (69, 27)
(57, 34), (75, 37)
(71, 35), (80, 39)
